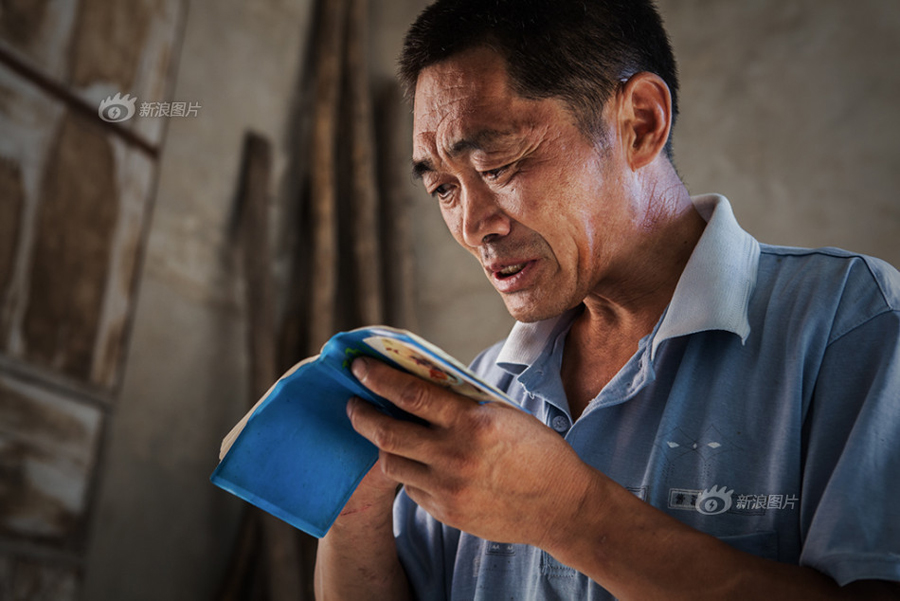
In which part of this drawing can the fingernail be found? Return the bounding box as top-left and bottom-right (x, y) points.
(346, 396), (360, 418)
(351, 357), (369, 379)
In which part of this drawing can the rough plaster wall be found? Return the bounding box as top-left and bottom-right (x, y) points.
(82, 0), (313, 599)
(658, 0), (900, 267)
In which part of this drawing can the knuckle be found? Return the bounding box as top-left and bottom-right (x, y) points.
(397, 378), (429, 412)
(370, 423), (397, 451)
(445, 479), (468, 502)
(465, 408), (499, 443)
(447, 450), (475, 476)
(471, 408), (498, 433)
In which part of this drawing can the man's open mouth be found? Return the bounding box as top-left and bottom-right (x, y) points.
(496, 263), (528, 278)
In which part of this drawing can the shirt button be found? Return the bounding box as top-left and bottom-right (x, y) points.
(551, 415), (569, 433)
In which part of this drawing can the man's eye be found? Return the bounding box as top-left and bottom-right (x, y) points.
(431, 184), (452, 199)
(481, 164), (511, 181)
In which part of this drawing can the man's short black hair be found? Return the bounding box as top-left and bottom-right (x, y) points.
(399, 0), (679, 155)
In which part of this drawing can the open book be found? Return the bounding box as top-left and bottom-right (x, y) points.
(210, 326), (519, 538)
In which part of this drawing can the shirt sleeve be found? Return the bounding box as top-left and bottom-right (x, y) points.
(799, 308), (900, 585)
(394, 488), (460, 600)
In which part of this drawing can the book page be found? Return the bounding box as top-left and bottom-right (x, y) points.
(359, 328), (520, 407)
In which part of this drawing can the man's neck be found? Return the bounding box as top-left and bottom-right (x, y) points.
(562, 180), (705, 419)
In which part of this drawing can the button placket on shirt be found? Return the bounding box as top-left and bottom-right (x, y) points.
(551, 414), (570, 434)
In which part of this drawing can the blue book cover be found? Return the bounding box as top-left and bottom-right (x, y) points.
(210, 326), (518, 538)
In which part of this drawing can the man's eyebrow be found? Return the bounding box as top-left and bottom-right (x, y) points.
(411, 129), (515, 180)
(411, 158), (435, 181)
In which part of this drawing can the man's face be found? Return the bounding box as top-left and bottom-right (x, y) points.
(412, 47), (640, 322)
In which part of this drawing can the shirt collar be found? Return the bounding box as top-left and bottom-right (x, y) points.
(496, 308), (578, 373)
(651, 194), (760, 359)
(496, 194), (760, 370)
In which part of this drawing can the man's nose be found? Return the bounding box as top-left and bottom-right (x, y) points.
(460, 182), (511, 247)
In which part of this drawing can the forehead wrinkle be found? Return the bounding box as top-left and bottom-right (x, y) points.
(430, 127), (520, 174)
(447, 128), (516, 157)
(412, 126), (518, 180)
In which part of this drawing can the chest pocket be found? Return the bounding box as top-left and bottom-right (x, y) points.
(541, 550), (577, 578)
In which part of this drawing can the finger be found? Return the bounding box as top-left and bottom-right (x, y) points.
(401, 484), (433, 510)
(400, 484), (450, 527)
(377, 450), (430, 489)
(351, 357), (467, 427)
(347, 396), (439, 462)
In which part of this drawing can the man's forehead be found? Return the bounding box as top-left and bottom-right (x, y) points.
(412, 48), (516, 126)
(409, 47), (570, 177)
(416, 46), (512, 95)
(412, 83), (508, 139)
(412, 62), (527, 152)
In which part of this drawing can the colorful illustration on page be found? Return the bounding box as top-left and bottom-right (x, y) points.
(363, 335), (496, 402)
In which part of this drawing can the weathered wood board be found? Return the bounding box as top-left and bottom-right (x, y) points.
(0, 0), (183, 147)
(0, 373), (103, 545)
(0, 554), (79, 601)
(0, 0), (182, 597)
(0, 63), (157, 394)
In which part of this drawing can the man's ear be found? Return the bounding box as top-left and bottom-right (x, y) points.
(615, 72), (673, 171)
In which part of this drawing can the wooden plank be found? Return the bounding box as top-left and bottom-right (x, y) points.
(0, 65), (157, 393)
(0, 156), (25, 343)
(70, 0), (155, 93)
(238, 133), (278, 403)
(346, 0), (383, 326)
(0, 553), (79, 601)
(0, 374), (103, 544)
(0, 63), (67, 379)
(0, 0), (76, 81)
(68, 0), (184, 146)
(88, 121), (157, 391)
(0, 0), (54, 50)
(0, 0), (184, 149)
(236, 132), (303, 601)
(0, 1), (181, 599)
(308, 0), (349, 352)
(374, 81), (419, 331)
(22, 111), (119, 380)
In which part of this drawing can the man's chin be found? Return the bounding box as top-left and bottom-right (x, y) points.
(502, 297), (568, 324)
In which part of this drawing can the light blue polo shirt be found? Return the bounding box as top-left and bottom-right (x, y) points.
(394, 194), (900, 600)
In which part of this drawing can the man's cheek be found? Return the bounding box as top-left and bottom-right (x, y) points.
(443, 214), (476, 254)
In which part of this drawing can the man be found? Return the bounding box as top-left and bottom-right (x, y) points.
(315, 1), (900, 599)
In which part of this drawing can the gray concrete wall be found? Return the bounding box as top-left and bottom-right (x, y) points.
(82, 2), (899, 600)
(659, 0), (900, 267)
